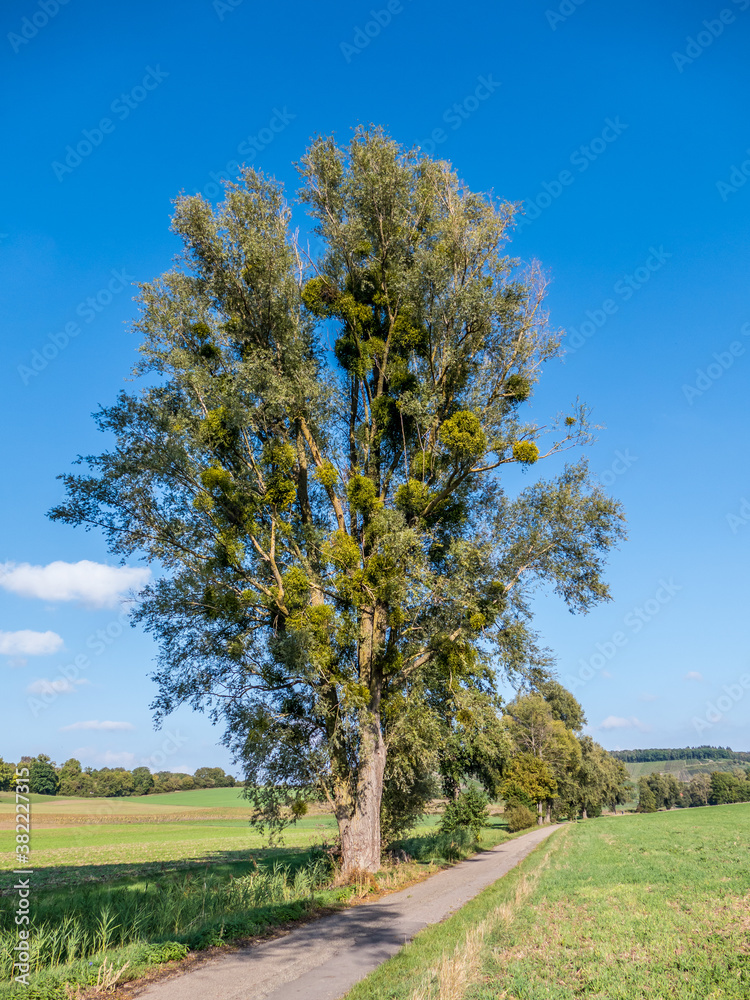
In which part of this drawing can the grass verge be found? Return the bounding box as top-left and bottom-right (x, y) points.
(344, 804), (750, 1000)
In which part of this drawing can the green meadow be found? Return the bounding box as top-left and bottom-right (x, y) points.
(0, 789), (513, 998)
(346, 804), (750, 1000)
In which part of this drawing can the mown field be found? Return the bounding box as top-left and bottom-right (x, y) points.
(346, 803), (750, 1000)
(0, 787), (340, 892)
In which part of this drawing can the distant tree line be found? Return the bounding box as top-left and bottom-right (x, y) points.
(637, 768), (750, 811)
(0, 755), (238, 797)
(611, 746), (749, 763)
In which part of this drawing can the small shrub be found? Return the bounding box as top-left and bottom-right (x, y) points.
(439, 788), (490, 840)
(504, 804), (536, 832)
(143, 942), (188, 964)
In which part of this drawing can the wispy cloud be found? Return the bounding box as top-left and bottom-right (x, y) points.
(27, 677), (87, 695)
(599, 715), (650, 733)
(60, 720), (134, 732)
(684, 671), (704, 682)
(0, 560), (150, 608)
(638, 693), (658, 703)
(0, 629), (63, 656)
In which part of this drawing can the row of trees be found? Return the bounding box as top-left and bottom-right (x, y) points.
(613, 746), (748, 763)
(637, 768), (750, 811)
(0, 755), (237, 796)
(499, 683), (629, 823)
(2, 681), (629, 826)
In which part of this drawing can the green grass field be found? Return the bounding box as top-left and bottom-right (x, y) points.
(0, 787), (342, 893)
(346, 804), (750, 999)
(0, 788), (515, 999)
(0, 785), (250, 817)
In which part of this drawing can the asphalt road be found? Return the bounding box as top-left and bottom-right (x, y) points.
(136, 824), (559, 1000)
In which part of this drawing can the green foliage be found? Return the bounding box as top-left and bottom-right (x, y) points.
(504, 373), (532, 402)
(313, 461), (339, 490)
(612, 745), (750, 763)
(533, 679), (587, 731)
(57, 759), (85, 797)
(397, 825), (478, 864)
(439, 410), (487, 461)
(504, 803), (537, 831)
(346, 474), (381, 516)
(439, 787), (490, 839)
(49, 129), (625, 870)
(708, 770), (750, 805)
(29, 755), (59, 796)
(0, 758), (16, 792)
(501, 752), (557, 807)
(512, 440), (539, 464)
(131, 766), (155, 795)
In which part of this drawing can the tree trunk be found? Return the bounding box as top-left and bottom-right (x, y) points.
(338, 716), (386, 874)
(582, 805), (588, 820)
(537, 800), (543, 825)
(545, 802), (551, 824)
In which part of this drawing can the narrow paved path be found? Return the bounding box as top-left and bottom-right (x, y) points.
(137, 824), (559, 1000)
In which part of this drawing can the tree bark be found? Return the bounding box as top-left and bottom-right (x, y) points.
(537, 800), (543, 826)
(338, 716), (386, 874)
(545, 802), (551, 824)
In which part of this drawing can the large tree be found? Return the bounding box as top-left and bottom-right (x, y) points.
(51, 129), (624, 873)
(28, 754), (59, 796)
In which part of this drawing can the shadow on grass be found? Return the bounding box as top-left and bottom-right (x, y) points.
(0, 844), (323, 895)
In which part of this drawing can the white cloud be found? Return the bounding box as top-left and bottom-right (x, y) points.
(684, 671), (704, 682)
(60, 720), (134, 732)
(0, 560), (150, 608)
(27, 677), (87, 695)
(599, 715), (650, 733)
(0, 629), (63, 656)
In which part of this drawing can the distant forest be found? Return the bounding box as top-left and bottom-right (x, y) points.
(611, 746), (750, 763)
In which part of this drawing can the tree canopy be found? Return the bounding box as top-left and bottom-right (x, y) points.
(50, 128), (625, 872)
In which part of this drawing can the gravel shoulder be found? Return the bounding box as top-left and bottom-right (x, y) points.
(135, 824), (560, 1000)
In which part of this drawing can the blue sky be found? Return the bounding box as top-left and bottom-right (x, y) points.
(2, 0), (749, 773)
